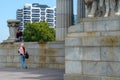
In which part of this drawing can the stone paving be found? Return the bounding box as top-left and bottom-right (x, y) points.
(0, 68), (64, 80)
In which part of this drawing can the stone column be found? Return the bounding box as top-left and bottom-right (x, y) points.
(56, 0), (73, 41)
(4, 19), (20, 42)
(77, 0), (85, 23)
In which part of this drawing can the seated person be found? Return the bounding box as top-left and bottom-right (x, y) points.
(16, 29), (23, 42)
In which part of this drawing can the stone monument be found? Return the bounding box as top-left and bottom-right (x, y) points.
(59, 0), (120, 80)
(4, 19), (20, 42)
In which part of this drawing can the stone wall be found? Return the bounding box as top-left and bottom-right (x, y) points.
(64, 16), (120, 80)
(0, 41), (65, 69)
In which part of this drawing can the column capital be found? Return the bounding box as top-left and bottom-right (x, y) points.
(7, 19), (20, 27)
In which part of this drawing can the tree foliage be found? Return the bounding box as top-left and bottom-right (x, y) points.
(23, 21), (56, 42)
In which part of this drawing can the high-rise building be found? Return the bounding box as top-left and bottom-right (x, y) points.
(16, 3), (56, 29)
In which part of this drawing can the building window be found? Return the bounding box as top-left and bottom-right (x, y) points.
(46, 14), (53, 18)
(41, 12), (45, 15)
(47, 19), (53, 22)
(32, 14), (40, 17)
(32, 9), (40, 13)
(24, 20), (30, 22)
(24, 16), (30, 19)
(46, 9), (54, 13)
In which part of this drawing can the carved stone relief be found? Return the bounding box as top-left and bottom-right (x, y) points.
(83, 0), (120, 17)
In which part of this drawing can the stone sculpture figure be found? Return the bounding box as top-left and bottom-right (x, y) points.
(84, 0), (98, 17)
(104, 0), (116, 17)
(84, 0), (120, 17)
(115, 0), (120, 16)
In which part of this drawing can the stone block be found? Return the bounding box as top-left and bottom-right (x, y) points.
(66, 32), (120, 47)
(83, 17), (120, 32)
(65, 46), (100, 61)
(82, 61), (106, 76)
(48, 64), (59, 69)
(101, 77), (120, 80)
(46, 41), (64, 49)
(82, 61), (120, 77)
(68, 23), (84, 33)
(0, 63), (7, 68)
(101, 31), (120, 36)
(82, 36), (100, 46)
(46, 56), (57, 63)
(0, 56), (7, 62)
(81, 47), (100, 60)
(32, 56), (40, 63)
(65, 47), (82, 60)
(46, 56), (64, 64)
(67, 32), (100, 37)
(56, 57), (65, 63)
(29, 63), (40, 68)
(27, 48), (41, 55)
(6, 56), (14, 62)
(82, 36), (120, 46)
(8, 48), (18, 55)
(24, 42), (40, 48)
(6, 62), (17, 67)
(0, 49), (8, 55)
(65, 61), (82, 74)
(58, 64), (65, 69)
(101, 47), (120, 61)
(45, 48), (65, 57)
(85, 76), (101, 80)
(39, 56), (46, 63)
(65, 37), (82, 47)
(105, 62), (120, 77)
(64, 74), (84, 80)
(46, 49), (60, 56)
(100, 36), (120, 46)
(13, 55), (19, 62)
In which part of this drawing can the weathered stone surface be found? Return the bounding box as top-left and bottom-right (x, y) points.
(65, 47), (83, 60)
(83, 61), (106, 76)
(84, 19), (120, 32)
(64, 74), (84, 80)
(65, 61), (82, 74)
(0, 42), (65, 69)
(66, 34), (120, 46)
(65, 47), (100, 61)
(65, 16), (120, 80)
(65, 37), (82, 47)
(68, 23), (84, 33)
(83, 61), (120, 77)
(101, 47), (120, 61)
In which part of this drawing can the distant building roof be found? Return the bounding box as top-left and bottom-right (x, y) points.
(32, 3), (50, 8)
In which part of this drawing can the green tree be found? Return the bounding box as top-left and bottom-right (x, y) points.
(23, 21), (56, 42)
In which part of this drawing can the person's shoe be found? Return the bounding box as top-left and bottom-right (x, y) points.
(25, 66), (28, 69)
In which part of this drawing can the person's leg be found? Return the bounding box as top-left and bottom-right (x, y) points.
(23, 55), (27, 69)
(19, 55), (24, 69)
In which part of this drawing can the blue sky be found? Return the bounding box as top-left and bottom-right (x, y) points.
(0, 0), (77, 42)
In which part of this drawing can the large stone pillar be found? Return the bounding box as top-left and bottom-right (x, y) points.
(4, 19), (20, 42)
(77, 0), (85, 23)
(56, 0), (73, 41)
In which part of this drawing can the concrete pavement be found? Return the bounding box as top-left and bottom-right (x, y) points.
(0, 68), (64, 80)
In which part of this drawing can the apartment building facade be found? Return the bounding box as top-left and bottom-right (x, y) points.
(16, 3), (56, 29)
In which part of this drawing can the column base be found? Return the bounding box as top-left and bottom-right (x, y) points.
(3, 37), (16, 42)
